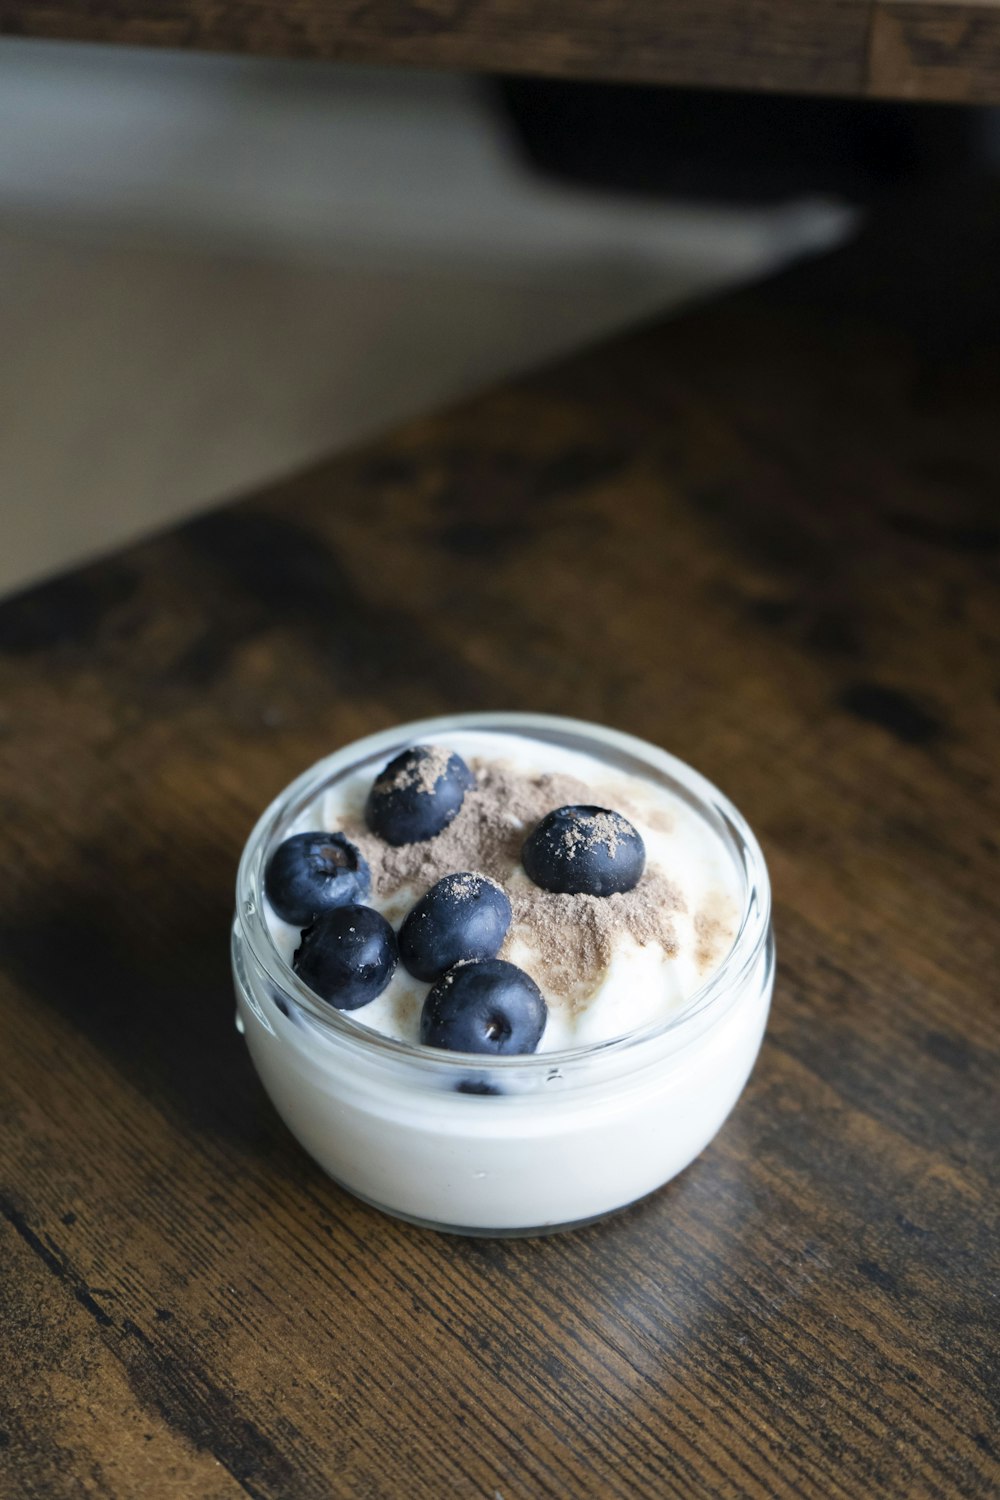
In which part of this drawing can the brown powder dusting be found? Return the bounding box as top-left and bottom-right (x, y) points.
(556, 808), (633, 861)
(593, 783), (674, 835)
(448, 872), (501, 900)
(373, 744), (454, 797)
(504, 868), (683, 1009)
(341, 755), (684, 1003)
(343, 760), (591, 898)
(642, 806), (676, 835)
(693, 895), (739, 974)
(391, 989), (421, 1032)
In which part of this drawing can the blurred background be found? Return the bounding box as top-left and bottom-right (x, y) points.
(2, 36), (998, 597)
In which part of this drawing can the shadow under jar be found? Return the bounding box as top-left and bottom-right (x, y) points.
(232, 712), (774, 1236)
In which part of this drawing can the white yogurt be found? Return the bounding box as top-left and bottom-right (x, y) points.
(233, 713), (774, 1234)
(264, 731), (742, 1051)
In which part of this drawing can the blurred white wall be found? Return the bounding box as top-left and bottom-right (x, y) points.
(0, 40), (855, 597)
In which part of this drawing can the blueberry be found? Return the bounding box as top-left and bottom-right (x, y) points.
(264, 831), (370, 925)
(456, 1078), (503, 1096)
(365, 744), (475, 846)
(522, 804), (645, 897)
(420, 959), (546, 1055)
(293, 904), (397, 1010)
(399, 872), (512, 982)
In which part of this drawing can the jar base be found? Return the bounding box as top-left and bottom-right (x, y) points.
(322, 1171), (659, 1239)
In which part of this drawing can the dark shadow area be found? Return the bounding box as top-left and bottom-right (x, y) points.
(0, 841), (268, 1149)
(497, 78), (989, 205)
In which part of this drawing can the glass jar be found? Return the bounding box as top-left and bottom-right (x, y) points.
(232, 712), (774, 1236)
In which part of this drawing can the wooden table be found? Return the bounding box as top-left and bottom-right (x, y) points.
(4, 0), (1000, 103)
(2, 183), (998, 1497)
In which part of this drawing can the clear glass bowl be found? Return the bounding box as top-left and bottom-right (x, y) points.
(232, 712), (774, 1236)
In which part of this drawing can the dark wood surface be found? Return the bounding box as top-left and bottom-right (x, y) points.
(2, 183), (999, 1498)
(868, 0), (1000, 102)
(5, 0), (1000, 104)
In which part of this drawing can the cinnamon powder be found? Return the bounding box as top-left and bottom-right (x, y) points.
(342, 759), (683, 1000)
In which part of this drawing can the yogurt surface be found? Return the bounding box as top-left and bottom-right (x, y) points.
(263, 730), (741, 1052)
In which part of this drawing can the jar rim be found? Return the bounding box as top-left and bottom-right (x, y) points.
(235, 712), (772, 1071)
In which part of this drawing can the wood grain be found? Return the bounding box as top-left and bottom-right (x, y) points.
(2, 182), (999, 1497)
(0, 0), (873, 97)
(868, 0), (1000, 102)
(6, 0), (1000, 101)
